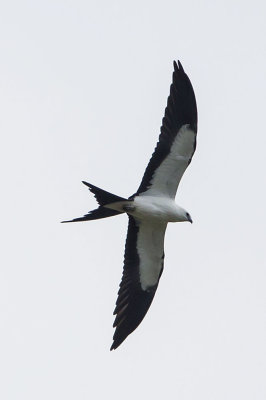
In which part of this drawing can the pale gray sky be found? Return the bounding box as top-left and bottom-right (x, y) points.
(1, 1), (266, 399)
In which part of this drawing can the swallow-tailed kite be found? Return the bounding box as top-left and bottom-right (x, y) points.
(62, 61), (197, 350)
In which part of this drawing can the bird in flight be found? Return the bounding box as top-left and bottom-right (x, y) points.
(62, 61), (197, 350)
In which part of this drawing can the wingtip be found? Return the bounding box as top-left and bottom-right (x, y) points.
(110, 340), (121, 351)
(178, 60), (184, 71)
(82, 180), (89, 187)
(173, 59), (184, 73)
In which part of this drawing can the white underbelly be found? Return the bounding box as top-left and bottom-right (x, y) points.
(131, 196), (180, 222)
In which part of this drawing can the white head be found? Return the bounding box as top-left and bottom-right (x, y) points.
(175, 205), (193, 223)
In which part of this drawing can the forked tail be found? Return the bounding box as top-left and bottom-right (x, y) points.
(61, 181), (128, 223)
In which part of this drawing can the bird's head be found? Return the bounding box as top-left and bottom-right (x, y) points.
(175, 205), (193, 223)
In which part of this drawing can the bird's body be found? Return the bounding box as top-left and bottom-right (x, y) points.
(107, 195), (190, 223)
(62, 60), (198, 350)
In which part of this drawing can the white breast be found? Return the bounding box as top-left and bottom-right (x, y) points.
(132, 196), (185, 223)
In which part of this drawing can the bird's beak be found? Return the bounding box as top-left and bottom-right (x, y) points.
(188, 216), (193, 224)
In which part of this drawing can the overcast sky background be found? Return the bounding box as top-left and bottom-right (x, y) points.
(1, 1), (266, 399)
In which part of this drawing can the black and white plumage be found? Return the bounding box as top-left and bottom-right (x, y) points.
(62, 61), (198, 350)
